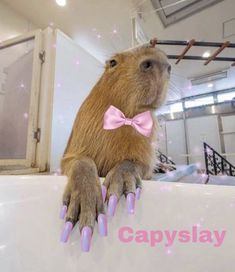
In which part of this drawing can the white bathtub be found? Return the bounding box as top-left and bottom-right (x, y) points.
(0, 175), (235, 272)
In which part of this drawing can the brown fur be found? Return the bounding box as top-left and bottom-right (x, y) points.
(61, 46), (169, 177)
(60, 45), (170, 230)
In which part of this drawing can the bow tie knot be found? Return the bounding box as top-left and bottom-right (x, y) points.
(103, 105), (153, 137)
(124, 118), (133, 126)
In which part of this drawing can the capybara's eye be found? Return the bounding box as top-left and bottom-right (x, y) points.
(110, 59), (117, 67)
(143, 61), (152, 69)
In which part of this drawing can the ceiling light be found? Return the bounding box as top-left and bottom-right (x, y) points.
(208, 83), (213, 88)
(56, 0), (66, 7)
(202, 51), (210, 58)
(190, 71), (227, 86)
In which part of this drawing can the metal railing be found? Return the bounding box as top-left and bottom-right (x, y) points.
(158, 150), (175, 165)
(204, 142), (235, 176)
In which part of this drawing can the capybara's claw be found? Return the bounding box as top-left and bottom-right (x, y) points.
(101, 185), (107, 203)
(136, 188), (141, 200)
(59, 205), (67, 219)
(98, 214), (108, 237)
(60, 221), (73, 243)
(108, 195), (118, 216)
(81, 226), (92, 252)
(127, 193), (135, 214)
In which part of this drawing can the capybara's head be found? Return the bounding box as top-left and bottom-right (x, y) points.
(99, 45), (170, 113)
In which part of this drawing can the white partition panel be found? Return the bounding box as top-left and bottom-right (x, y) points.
(186, 115), (221, 168)
(165, 119), (187, 164)
(221, 115), (235, 166)
(157, 120), (167, 155)
(50, 31), (102, 172)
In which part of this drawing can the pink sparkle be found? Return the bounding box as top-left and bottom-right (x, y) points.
(57, 83), (61, 88)
(97, 34), (102, 39)
(193, 146), (200, 154)
(75, 60), (80, 65)
(55, 168), (62, 175)
(23, 113), (28, 119)
(166, 248), (172, 255)
(58, 115), (64, 124)
(206, 147), (213, 156)
(160, 184), (172, 192)
(20, 83), (25, 88)
(166, 171), (174, 178)
(113, 29), (117, 34)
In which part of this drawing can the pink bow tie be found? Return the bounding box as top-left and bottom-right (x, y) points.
(103, 105), (153, 137)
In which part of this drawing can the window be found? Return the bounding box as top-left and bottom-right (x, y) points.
(170, 102), (183, 113)
(185, 96), (214, 108)
(157, 105), (170, 115)
(151, 0), (224, 27)
(217, 91), (235, 103)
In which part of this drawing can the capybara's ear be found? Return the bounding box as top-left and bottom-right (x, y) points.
(149, 38), (157, 48)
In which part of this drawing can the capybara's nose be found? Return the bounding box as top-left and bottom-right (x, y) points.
(140, 59), (155, 72)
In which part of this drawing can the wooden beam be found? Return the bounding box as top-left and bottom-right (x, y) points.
(204, 41), (230, 65)
(175, 39), (195, 64)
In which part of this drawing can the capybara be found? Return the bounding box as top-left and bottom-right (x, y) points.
(61, 42), (170, 232)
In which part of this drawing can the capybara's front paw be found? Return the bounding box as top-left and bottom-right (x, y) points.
(103, 160), (142, 216)
(59, 158), (108, 252)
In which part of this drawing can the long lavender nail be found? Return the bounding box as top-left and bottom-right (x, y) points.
(60, 205), (67, 219)
(101, 185), (107, 202)
(108, 195), (118, 216)
(127, 193), (135, 214)
(98, 214), (108, 237)
(136, 188), (141, 200)
(81, 226), (92, 252)
(60, 221), (73, 243)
